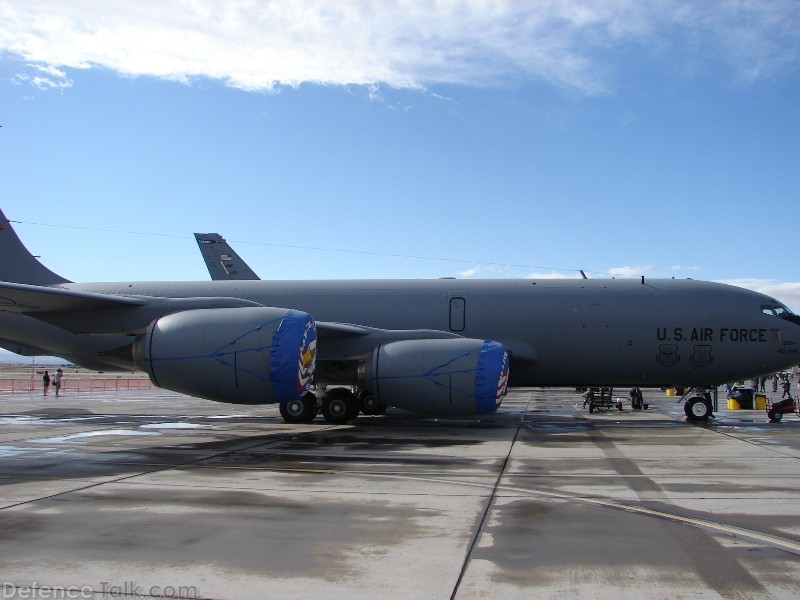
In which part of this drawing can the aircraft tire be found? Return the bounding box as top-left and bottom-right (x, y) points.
(684, 397), (711, 421)
(280, 392), (318, 423)
(359, 392), (387, 416)
(322, 388), (359, 425)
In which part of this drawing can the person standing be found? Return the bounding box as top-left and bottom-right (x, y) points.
(54, 368), (63, 397)
(629, 387), (644, 410)
(42, 370), (50, 396)
(782, 376), (792, 399)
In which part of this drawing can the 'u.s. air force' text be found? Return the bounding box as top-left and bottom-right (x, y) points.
(657, 327), (769, 342)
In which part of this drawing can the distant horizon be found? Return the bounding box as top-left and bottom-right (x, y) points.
(0, 357), (75, 366)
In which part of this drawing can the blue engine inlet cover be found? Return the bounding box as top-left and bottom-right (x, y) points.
(366, 337), (510, 417)
(270, 309), (317, 402)
(474, 341), (510, 415)
(141, 306), (316, 405)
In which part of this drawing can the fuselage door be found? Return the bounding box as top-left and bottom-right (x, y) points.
(450, 297), (466, 332)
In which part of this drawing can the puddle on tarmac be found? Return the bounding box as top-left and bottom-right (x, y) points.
(140, 422), (213, 430)
(32, 429), (162, 444)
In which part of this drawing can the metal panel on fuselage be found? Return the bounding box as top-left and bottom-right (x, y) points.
(449, 297), (466, 332)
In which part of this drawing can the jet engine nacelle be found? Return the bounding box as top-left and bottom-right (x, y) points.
(363, 338), (509, 416)
(135, 307), (316, 405)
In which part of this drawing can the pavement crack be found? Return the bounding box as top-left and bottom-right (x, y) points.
(450, 390), (532, 599)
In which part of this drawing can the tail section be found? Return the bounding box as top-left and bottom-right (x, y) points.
(194, 233), (260, 281)
(0, 209), (71, 285)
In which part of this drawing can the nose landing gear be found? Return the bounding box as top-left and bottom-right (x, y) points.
(682, 388), (714, 422)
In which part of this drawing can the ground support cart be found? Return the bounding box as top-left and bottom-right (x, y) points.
(766, 396), (800, 422)
(582, 387), (618, 413)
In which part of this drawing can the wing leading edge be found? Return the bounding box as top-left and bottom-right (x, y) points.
(0, 281), (146, 313)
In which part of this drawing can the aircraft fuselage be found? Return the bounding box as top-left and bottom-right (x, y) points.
(61, 277), (800, 388)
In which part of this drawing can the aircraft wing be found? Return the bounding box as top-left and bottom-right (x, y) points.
(0, 281), (146, 313)
(315, 320), (466, 360)
(0, 338), (52, 356)
(316, 321), (399, 338)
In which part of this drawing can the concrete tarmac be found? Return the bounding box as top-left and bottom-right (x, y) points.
(1, 386), (800, 599)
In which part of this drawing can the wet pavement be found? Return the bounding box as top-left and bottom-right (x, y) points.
(1, 387), (799, 599)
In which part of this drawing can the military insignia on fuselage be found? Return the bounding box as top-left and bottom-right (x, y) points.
(690, 345), (713, 368)
(657, 344), (680, 367)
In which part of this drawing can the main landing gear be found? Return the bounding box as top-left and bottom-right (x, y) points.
(279, 387), (387, 425)
(320, 387), (360, 425)
(279, 392), (318, 423)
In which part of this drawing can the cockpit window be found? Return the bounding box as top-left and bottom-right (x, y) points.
(763, 302), (800, 327)
(762, 304), (794, 317)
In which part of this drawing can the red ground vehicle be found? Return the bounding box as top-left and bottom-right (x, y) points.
(766, 396), (800, 422)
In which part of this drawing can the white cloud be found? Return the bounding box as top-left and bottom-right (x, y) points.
(608, 264), (655, 277)
(458, 266), (480, 278)
(677, 2), (800, 82)
(0, 1), (796, 94)
(670, 264), (702, 272)
(718, 279), (800, 313)
(12, 63), (72, 91)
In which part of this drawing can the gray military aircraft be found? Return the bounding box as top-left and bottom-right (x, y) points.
(194, 233), (260, 281)
(1, 208), (799, 425)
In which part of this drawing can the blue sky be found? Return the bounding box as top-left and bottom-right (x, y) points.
(0, 0), (799, 327)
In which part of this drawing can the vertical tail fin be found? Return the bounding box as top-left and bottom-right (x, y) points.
(194, 233), (260, 281)
(0, 209), (71, 285)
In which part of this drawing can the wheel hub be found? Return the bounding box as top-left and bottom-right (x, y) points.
(286, 399), (304, 416)
(329, 400), (347, 417)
